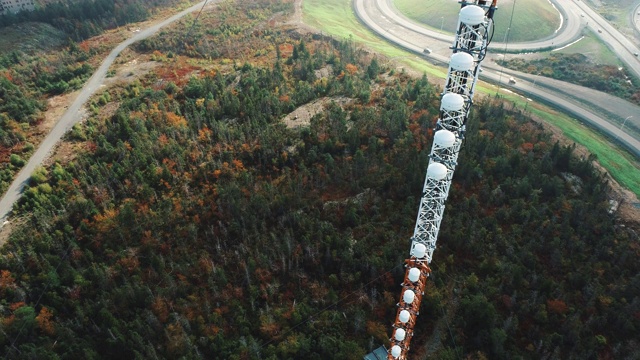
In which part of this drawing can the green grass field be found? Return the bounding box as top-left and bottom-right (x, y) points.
(552, 30), (623, 66)
(302, 0), (448, 79)
(584, 0), (639, 41)
(303, 0), (640, 197)
(392, 0), (561, 43)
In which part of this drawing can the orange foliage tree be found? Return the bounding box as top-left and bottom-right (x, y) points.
(36, 307), (56, 335)
(345, 63), (358, 75)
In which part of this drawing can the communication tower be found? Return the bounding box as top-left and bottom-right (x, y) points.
(366, 1), (499, 359)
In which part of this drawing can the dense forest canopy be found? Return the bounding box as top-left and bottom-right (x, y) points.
(0, 0), (191, 40)
(0, 0), (638, 359)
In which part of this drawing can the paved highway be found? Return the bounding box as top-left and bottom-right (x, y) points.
(379, 0), (640, 79)
(378, 0), (582, 52)
(0, 1), (217, 224)
(367, 0), (640, 136)
(572, 0), (640, 80)
(355, 0), (640, 158)
(635, 2), (640, 33)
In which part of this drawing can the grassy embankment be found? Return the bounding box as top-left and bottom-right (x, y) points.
(551, 29), (623, 66)
(303, 0), (640, 197)
(502, 93), (640, 197)
(500, 28), (639, 135)
(302, 0), (447, 79)
(393, 0), (560, 43)
(585, 0), (639, 36)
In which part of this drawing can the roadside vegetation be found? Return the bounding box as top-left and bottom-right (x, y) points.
(551, 31), (624, 67)
(0, 0), (638, 359)
(301, 0), (436, 71)
(0, 0), (198, 196)
(393, 0), (561, 43)
(0, 22), (67, 53)
(500, 93), (640, 198)
(0, 38), (100, 195)
(498, 52), (640, 106)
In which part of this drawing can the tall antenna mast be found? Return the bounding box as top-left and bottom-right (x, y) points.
(385, 1), (498, 359)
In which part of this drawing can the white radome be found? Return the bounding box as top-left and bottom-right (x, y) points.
(399, 310), (411, 323)
(395, 328), (406, 341)
(408, 268), (421, 283)
(391, 345), (402, 358)
(412, 243), (427, 258)
(427, 162), (448, 181)
(440, 92), (465, 111)
(450, 52), (474, 72)
(459, 5), (485, 26)
(434, 129), (456, 148)
(403, 289), (416, 304)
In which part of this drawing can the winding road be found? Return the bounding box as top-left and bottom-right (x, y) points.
(379, 0), (640, 78)
(355, 0), (640, 158)
(376, 0), (582, 52)
(0, 1), (218, 224)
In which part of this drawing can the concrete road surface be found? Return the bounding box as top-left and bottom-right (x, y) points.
(572, 0), (640, 80)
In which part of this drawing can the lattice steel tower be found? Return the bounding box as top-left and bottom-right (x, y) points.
(386, 1), (498, 359)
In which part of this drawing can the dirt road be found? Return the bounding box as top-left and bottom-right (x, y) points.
(0, 1), (218, 224)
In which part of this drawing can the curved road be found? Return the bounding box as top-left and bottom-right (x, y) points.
(379, 0), (640, 79)
(0, 1), (217, 224)
(379, 0), (582, 52)
(366, 0), (640, 130)
(356, 0), (640, 157)
(573, 0), (640, 80)
(635, 2), (640, 34)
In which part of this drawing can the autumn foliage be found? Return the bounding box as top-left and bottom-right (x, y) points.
(0, 1), (637, 359)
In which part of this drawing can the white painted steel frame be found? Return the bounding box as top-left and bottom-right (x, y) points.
(386, 1), (496, 359)
(410, 5), (491, 266)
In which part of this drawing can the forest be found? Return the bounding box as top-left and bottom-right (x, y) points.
(0, 0), (197, 199)
(0, 0), (192, 40)
(1, 0), (639, 359)
(0, 35), (100, 196)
